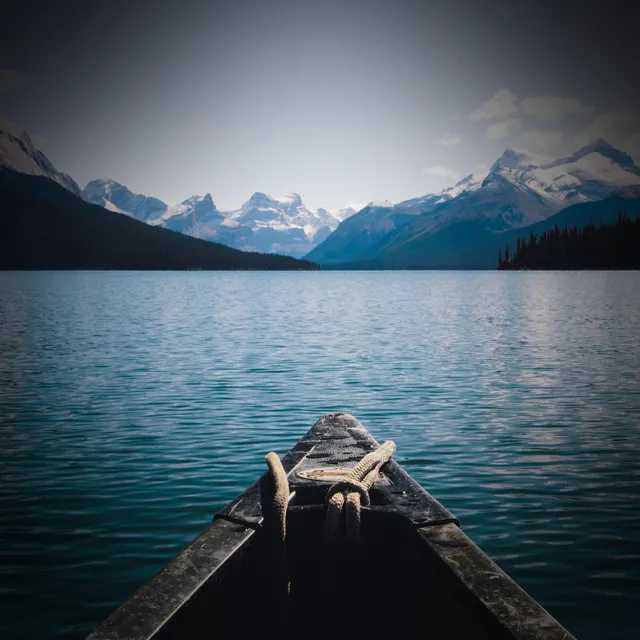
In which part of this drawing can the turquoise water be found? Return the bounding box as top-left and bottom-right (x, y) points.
(1, 271), (639, 639)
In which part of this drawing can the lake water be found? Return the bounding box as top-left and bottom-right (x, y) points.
(1, 271), (639, 639)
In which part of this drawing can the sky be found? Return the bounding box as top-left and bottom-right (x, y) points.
(1, 0), (639, 212)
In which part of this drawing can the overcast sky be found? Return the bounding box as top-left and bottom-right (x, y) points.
(1, 0), (639, 211)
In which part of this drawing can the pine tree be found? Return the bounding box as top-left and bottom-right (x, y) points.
(495, 212), (640, 270)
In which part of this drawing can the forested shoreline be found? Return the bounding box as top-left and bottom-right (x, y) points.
(498, 213), (640, 270)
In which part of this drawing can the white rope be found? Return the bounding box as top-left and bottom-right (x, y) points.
(324, 440), (396, 543)
(265, 452), (289, 543)
(264, 452), (290, 597)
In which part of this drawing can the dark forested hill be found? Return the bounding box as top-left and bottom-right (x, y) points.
(498, 213), (640, 270)
(0, 170), (319, 270)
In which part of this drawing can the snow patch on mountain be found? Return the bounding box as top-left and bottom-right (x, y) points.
(366, 200), (395, 208)
(505, 141), (640, 207)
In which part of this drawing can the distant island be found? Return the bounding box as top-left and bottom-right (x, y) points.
(0, 169), (319, 271)
(498, 213), (640, 270)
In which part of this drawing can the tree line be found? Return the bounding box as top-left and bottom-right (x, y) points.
(498, 212), (640, 270)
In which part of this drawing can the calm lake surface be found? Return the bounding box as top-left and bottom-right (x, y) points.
(1, 271), (639, 639)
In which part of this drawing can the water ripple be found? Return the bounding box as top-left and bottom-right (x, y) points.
(0, 271), (639, 639)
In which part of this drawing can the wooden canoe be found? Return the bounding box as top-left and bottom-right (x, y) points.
(87, 413), (575, 639)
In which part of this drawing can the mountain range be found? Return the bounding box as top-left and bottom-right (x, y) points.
(0, 123), (317, 270)
(0, 120), (354, 259)
(84, 180), (353, 258)
(306, 140), (640, 268)
(0, 167), (318, 270)
(2, 117), (639, 269)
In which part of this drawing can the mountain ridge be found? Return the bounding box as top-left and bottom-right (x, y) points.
(322, 185), (640, 270)
(307, 140), (640, 266)
(84, 180), (345, 258)
(3, 119), (638, 268)
(0, 118), (85, 199)
(0, 168), (319, 270)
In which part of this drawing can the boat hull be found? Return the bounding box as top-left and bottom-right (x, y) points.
(87, 413), (575, 639)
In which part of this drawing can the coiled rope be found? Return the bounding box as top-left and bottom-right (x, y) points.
(264, 439), (395, 546)
(324, 440), (396, 543)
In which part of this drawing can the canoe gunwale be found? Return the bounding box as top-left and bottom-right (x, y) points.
(86, 518), (256, 640)
(417, 523), (576, 640)
(85, 413), (576, 640)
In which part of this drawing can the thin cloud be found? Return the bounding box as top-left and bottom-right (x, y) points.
(469, 88), (518, 121)
(439, 133), (462, 147)
(486, 118), (520, 140)
(470, 88), (593, 123)
(520, 96), (593, 122)
(0, 69), (25, 92)
(507, 147), (553, 166)
(517, 130), (564, 149)
(422, 165), (461, 180)
(575, 110), (640, 162)
(575, 111), (635, 147)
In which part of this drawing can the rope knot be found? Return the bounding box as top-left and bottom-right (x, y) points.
(324, 439), (396, 543)
(326, 478), (371, 506)
(263, 440), (396, 547)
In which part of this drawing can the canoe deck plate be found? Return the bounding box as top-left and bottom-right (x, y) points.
(296, 467), (355, 482)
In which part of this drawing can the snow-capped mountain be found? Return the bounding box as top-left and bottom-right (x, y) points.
(305, 199), (418, 264)
(85, 178), (223, 230)
(308, 140), (640, 265)
(84, 179), (169, 220)
(223, 191), (343, 255)
(0, 118), (84, 198)
(8, 116), (635, 265)
(84, 181), (345, 258)
(228, 191), (340, 239)
(0, 121), (348, 258)
(523, 140), (640, 205)
(306, 174), (487, 264)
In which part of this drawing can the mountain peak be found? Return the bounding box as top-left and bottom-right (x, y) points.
(490, 149), (534, 173)
(181, 192), (217, 208)
(0, 117), (30, 145)
(85, 178), (119, 189)
(543, 139), (638, 173)
(84, 178), (133, 200)
(245, 191), (277, 208)
(454, 173), (475, 187)
(278, 192), (303, 207)
(616, 184), (640, 199)
(589, 138), (617, 152)
(195, 192), (217, 211)
(0, 121), (85, 198)
(367, 200), (395, 209)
